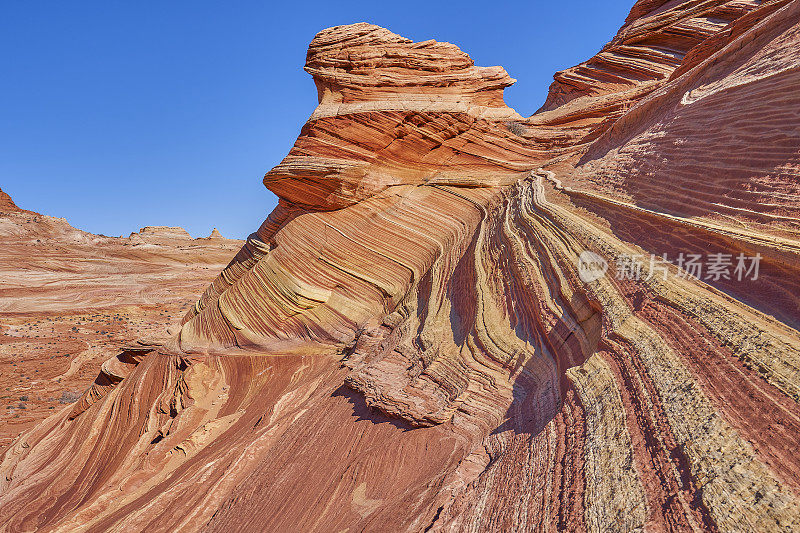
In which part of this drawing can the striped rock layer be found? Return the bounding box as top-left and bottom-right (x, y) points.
(2, 1), (800, 531)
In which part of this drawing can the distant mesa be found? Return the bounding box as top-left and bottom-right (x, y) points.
(127, 226), (192, 246)
(132, 226), (193, 239)
(126, 225), (235, 245)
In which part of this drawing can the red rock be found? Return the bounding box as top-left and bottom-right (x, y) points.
(1, 2), (799, 531)
(0, 187), (23, 214)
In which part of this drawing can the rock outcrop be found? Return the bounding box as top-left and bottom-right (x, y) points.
(263, 23), (532, 210)
(1, 2), (799, 531)
(127, 226), (196, 246)
(132, 225), (192, 238)
(0, 188), (19, 213)
(207, 228), (225, 239)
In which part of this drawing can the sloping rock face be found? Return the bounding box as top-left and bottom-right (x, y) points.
(2, 2), (800, 531)
(0, 188), (21, 213)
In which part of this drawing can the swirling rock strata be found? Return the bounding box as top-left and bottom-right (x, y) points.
(2, 2), (800, 531)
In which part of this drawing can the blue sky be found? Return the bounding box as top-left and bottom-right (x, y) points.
(1, 1), (634, 238)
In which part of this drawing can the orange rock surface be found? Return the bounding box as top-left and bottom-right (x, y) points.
(2, 1), (800, 531)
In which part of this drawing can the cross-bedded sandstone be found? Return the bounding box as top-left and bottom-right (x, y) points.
(1, 2), (799, 531)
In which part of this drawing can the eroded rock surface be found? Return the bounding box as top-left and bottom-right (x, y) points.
(1, 2), (799, 531)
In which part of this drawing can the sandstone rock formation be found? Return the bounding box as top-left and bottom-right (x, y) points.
(2, 1), (799, 531)
(0, 195), (242, 453)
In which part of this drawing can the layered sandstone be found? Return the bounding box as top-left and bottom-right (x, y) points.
(1, 2), (799, 531)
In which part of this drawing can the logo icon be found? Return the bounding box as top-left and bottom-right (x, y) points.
(577, 251), (608, 282)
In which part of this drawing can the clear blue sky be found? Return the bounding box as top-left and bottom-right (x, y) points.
(1, 1), (634, 238)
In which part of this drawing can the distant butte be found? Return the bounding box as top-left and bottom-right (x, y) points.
(1, 1), (800, 531)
